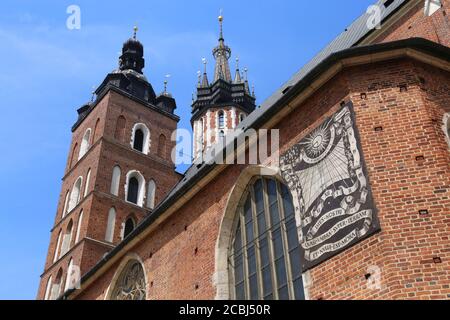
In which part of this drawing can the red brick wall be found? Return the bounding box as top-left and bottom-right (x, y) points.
(373, 0), (450, 46)
(72, 57), (450, 300)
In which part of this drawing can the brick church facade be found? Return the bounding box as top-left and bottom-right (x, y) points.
(38, 0), (450, 300)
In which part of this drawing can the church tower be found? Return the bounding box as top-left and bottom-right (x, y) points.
(37, 28), (181, 300)
(192, 15), (256, 157)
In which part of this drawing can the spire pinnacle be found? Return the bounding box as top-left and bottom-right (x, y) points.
(234, 57), (242, 84)
(133, 26), (138, 40)
(202, 58), (209, 87)
(244, 67), (250, 94)
(213, 11), (232, 83)
(218, 10), (224, 40)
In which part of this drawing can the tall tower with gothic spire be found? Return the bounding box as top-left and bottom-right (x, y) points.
(192, 14), (256, 157)
(37, 28), (181, 300)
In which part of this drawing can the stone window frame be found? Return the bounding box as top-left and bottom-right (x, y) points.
(130, 123), (151, 155)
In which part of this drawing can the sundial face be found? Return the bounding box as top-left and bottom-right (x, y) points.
(280, 103), (380, 271)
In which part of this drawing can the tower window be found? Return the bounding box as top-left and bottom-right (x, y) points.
(105, 207), (116, 243)
(68, 177), (83, 213)
(133, 129), (144, 152)
(125, 171), (145, 207)
(218, 111), (225, 129)
(44, 276), (53, 300)
(229, 177), (304, 300)
(124, 218), (135, 239)
(239, 113), (246, 123)
(127, 177), (139, 204)
(53, 230), (62, 263)
(75, 211), (83, 243)
(146, 179), (156, 210)
(60, 220), (73, 258)
(51, 268), (63, 300)
(84, 169), (91, 197)
(78, 128), (92, 160)
(110, 166), (121, 196)
(131, 123), (150, 154)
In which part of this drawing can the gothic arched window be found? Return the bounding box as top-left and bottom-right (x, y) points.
(110, 166), (121, 196)
(146, 179), (156, 210)
(60, 220), (73, 257)
(110, 260), (146, 300)
(44, 276), (53, 300)
(68, 177), (83, 212)
(124, 218), (135, 239)
(228, 177), (304, 300)
(78, 128), (91, 160)
(133, 129), (144, 152)
(218, 111), (225, 129)
(75, 210), (83, 243)
(51, 268), (63, 300)
(84, 168), (91, 197)
(53, 230), (62, 263)
(105, 208), (116, 243)
(62, 191), (70, 218)
(125, 171), (145, 207)
(127, 177), (139, 204)
(131, 123), (150, 154)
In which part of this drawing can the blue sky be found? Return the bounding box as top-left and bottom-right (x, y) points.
(0, 0), (375, 299)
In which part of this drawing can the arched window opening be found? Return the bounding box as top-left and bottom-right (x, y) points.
(228, 177), (304, 300)
(110, 166), (121, 196)
(44, 276), (53, 300)
(124, 218), (135, 239)
(75, 211), (83, 243)
(133, 129), (144, 152)
(131, 123), (150, 154)
(84, 169), (91, 197)
(110, 260), (146, 300)
(218, 111), (225, 129)
(70, 143), (78, 168)
(158, 134), (166, 158)
(64, 258), (74, 291)
(125, 171), (145, 207)
(219, 130), (225, 138)
(114, 116), (126, 142)
(51, 269), (63, 300)
(78, 129), (91, 160)
(239, 113), (246, 123)
(53, 230), (62, 263)
(68, 177), (83, 213)
(146, 179), (156, 210)
(93, 118), (100, 144)
(60, 220), (73, 258)
(62, 191), (70, 218)
(105, 208), (116, 243)
(127, 177), (139, 204)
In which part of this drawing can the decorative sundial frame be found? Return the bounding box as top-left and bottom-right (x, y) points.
(280, 101), (381, 271)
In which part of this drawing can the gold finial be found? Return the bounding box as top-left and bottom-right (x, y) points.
(133, 26), (138, 39)
(218, 9), (224, 39)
